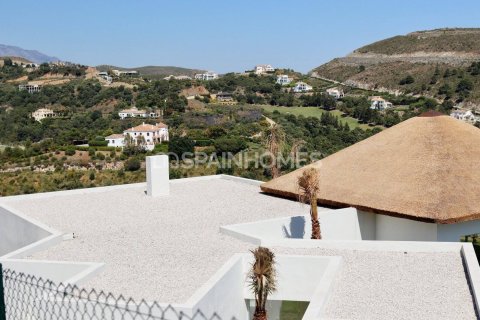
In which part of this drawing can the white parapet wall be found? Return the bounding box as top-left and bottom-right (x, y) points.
(222, 206), (480, 243)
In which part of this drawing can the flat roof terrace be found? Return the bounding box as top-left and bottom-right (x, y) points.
(0, 177), (309, 302)
(0, 175), (478, 319)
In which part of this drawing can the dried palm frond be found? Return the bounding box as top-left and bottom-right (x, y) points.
(297, 168), (322, 239)
(249, 247), (277, 314)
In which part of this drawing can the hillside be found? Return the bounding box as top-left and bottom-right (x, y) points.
(0, 44), (59, 63)
(96, 65), (205, 79)
(312, 28), (480, 106)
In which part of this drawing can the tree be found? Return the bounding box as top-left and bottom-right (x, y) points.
(399, 75), (414, 85)
(168, 136), (194, 159)
(214, 136), (247, 154)
(456, 79), (473, 94)
(438, 84), (452, 96)
(297, 168), (321, 239)
(249, 247), (277, 320)
(264, 124), (285, 179)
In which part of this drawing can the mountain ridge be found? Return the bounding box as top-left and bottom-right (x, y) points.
(0, 44), (59, 63)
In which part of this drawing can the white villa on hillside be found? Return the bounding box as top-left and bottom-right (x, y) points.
(104, 134), (125, 148)
(112, 69), (138, 77)
(326, 87), (344, 99)
(31, 108), (59, 122)
(254, 64), (274, 75)
(276, 75), (292, 85)
(293, 81), (313, 93)
(98, 71), (113, 83)
(370, 96), (393, 111)
(118, 107), (160, 119)
(450, 109), (480, 124)
(106, 122), (169, 150)
(163, 75), (192, 80)
(19, 84), (41, 93)
(195, 71), (218, 81)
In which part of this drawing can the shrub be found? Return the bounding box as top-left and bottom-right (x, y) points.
(399, 75), (414, 85)
(124, 158), (141, 171)
(65, 148), (76, 156)
(214, 136), (247, 154)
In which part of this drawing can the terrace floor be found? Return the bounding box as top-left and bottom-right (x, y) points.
(1, 176), (478, 319)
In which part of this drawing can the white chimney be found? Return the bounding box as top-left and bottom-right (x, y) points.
(146, 155), (169, 197)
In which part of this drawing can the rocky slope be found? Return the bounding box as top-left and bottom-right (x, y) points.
(312, 28), (480, 105)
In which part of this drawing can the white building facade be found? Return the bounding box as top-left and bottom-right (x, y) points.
(276, 75), (292, 85)
(254, 64), (274, 75)
(106, 122), (169, 150)
(326, 88), (344, 99)
(450, 110), (480, 124)
(370, 96), (393, 111)
(293, 82), (313, 93)
(104, 134), (125, 148)
(118, 107), (160, 119)
(195, 72), (218, 81)
(19, 84), (41, 93)
(31, 108), (58, 122)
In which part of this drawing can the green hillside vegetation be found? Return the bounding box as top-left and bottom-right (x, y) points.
(356, 28), (480, 55)
(96, 65), (205, 79)
(313, 28), (480, 104)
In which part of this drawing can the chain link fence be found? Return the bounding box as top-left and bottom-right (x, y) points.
(0, 264), (230, 320)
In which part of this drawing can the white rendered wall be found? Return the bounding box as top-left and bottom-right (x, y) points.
(437, 220), (480, 242)
(189, 255), (248, 320)
(221, 208), (375, 241)
(375, 214), (438, 241)
(0, 206), (51, 256)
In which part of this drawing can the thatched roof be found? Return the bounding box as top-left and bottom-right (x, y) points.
(261, 113), (480, 224)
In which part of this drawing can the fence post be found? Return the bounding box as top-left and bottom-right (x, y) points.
(0, 264), (6, 320)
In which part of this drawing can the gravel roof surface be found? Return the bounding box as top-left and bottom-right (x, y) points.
(275, 247), (478, 320)
(2, 177), (478, 319)
(2, 178), (308, 303)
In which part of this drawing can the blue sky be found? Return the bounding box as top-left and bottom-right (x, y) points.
(1, 0), (479, 73)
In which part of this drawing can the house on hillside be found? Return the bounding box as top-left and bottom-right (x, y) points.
(98, 71), (113, 83)
(370, 96), (393, 111)
(19, 84), (41, 93)
(31, 108), (59, 122)
(254, 64), (274, 75)
(106, 122), (168, 150)
(163, 75), (192, 80)
(293, 81), (313, 93)
(194, 71), (218, 81)
(450, 109), (480, 124)
(276, 75), (292, 85)
(214, 92), (237, 105)
(105, 134), (125, 148)
(112, 70), (138, 77)
(118, 107), (161, 120)
(326, 88), (344, 99)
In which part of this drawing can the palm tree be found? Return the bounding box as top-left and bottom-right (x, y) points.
(249, 247), (277, 320)
(265, 124), (285, 179)
(297, 168), (321, 239)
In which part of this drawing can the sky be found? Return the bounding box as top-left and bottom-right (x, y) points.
(1, 0), (480, 73)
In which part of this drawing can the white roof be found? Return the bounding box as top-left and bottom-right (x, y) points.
(0, 175), (477, 318)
